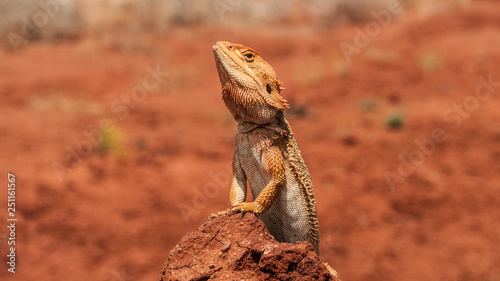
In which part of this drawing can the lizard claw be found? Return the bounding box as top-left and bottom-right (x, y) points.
(231, 202), (261, 215)
(323, 262), (341, 280)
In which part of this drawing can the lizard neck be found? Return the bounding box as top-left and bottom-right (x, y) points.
(237, 111), (290, 136)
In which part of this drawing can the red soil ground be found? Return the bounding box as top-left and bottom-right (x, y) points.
(1, 1), (499, 280)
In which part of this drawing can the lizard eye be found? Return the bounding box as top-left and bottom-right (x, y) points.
(243, 53), (255, 62)
(266, 84), (272, 94)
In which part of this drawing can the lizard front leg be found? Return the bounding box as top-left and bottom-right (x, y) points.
(210, 151), (246, 218)
(231, 145), (286, 215)
(229, 151), (247, 206)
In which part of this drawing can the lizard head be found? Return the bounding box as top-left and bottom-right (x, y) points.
(213, 41), (289, 124)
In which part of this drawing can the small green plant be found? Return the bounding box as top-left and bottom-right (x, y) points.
(385, 109), (405, 130)
(96, 123), (127, 159)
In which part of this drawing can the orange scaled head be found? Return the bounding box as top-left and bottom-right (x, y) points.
(213, 41), (289, 124)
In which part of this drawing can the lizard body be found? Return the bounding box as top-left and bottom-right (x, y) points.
(213, 41), (320, 254)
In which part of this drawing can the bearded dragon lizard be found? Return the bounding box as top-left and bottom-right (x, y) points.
(213, 41), (339, 278)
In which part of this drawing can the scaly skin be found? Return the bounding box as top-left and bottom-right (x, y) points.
(213, 41), (340, 279)
(213, 40), (321, 252)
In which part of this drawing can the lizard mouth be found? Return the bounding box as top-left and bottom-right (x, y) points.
(212, 44), (230, 85)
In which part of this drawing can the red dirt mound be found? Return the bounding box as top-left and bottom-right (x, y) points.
(160, 212), (340, 281)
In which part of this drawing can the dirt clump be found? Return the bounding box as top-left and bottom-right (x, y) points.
(160, 212), (340, 281)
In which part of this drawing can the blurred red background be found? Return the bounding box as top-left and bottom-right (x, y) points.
(1, 0), (499, 280)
